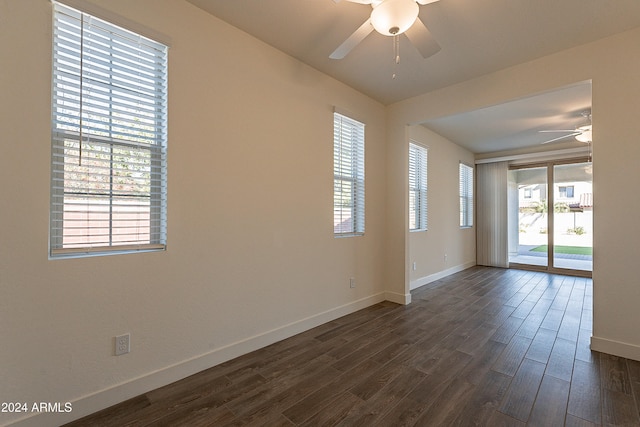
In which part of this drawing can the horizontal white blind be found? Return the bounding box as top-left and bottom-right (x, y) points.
(409, 142), (427, 231)
(51, 2), (168, 256)
(333, 112), (365, 235)
(459, 163), (474, 227)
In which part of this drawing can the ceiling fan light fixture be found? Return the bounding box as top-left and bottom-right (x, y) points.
(575, 125), (592, 143)
(371, 0), (419, 36)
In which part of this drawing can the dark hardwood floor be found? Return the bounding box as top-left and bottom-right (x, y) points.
(65, 267), (640, 426)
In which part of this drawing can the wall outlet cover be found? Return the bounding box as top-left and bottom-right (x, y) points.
(115, 333), (130, 356)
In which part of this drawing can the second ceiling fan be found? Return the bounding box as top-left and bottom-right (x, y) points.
(331, 0), (442, 60)
(539, 111), (593, 144)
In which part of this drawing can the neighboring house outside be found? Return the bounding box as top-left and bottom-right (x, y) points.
(517, 181), (593, 245)
(519, 181), (592, 213)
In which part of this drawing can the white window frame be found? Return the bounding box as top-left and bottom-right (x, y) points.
(333, 112), (365, 236)
(459, 162), (474, 228)
(50, 2), (168, 258)
(409, 142), (428, 231)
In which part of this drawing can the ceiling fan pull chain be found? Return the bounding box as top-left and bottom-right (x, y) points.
(392, 34), (400, 79)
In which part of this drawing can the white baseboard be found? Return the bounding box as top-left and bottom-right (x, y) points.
(410, 261), (476, 291)
(8, 293), (386, 427)
(590, 336), (640, 362)
(384, 291), (411, 305)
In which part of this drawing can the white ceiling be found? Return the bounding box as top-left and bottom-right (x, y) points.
(186, 0), (640, 153)
(423, 81), (592, 154)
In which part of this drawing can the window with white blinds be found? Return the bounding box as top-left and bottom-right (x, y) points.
(50, 2), (168, 257)
(333, 112), (365, 236)
(409, 142), (427, 231)
(459, 162), (474, 228)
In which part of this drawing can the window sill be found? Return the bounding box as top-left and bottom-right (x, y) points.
(334, 233), (364, 239)
(49, 244), (166, 260)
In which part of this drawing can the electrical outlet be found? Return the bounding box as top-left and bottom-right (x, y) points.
(412, 262), (417, 271)
(115, 333), (130, 356)
(349, 277), (356, 288)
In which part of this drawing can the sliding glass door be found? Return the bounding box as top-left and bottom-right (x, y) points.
(552, 163), (593, 271)
(508, 160), (592, 275)
(508, 166), (548, 267)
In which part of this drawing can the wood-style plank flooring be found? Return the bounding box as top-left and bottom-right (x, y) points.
(65, 267), (640, 426)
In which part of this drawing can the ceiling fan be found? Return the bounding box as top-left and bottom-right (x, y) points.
(330, 0), (441, 60)
(539, 111), (592, 144)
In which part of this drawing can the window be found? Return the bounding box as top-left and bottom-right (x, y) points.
(409, 142), (427, 231)
(50, 2), (168, 257)
(559, 185), (574, 198)
(333, 112), (365, 235)
(459, 163), (474, 227)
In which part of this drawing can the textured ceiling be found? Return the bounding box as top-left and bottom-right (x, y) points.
(187, 0), (640, 105)
(186, 0), (640, 152)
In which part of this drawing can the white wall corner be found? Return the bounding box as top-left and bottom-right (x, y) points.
(590, 335), (640, 362)
(410, 261), (476, 291)
(384, 291), (411, 305)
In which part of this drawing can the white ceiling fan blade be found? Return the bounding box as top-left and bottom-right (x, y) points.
(416, 0), (440, 5)
(404, 17), (441, 59)
(330, 18), (374, 59)
(541, 133), (580, 144)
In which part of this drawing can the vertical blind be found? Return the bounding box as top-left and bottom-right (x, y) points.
(476, 162), (509, 267)
(51, 2), (168, 255)
(333, 112), (365, 235)
(459, 162), (474, 227)
(409, 142), (427, 231)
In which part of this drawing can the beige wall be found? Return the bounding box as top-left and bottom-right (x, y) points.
(387, 26), (640, 362)
(408, 126), (475, 289)
(0, 1), (389, 425)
